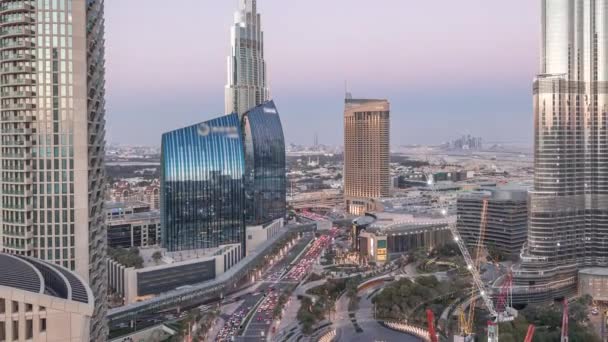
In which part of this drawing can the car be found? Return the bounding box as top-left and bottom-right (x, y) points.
(592, 309), (599, 315)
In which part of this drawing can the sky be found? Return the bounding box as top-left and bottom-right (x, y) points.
(105, 0), (539, 147)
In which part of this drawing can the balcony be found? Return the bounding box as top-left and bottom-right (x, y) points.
(1, 230), (34, 239)
(1, 90), (35, 98)
(1, 103), (34, 111)
(0, 40), (33, 51)
(0, 52), (34, 62)
(2, 114), (33, 122)
(1, 189), (33, 197)
(1, 77), (34, 87)
(2, 242), (34, 252)
(0, 127), (32, 135)
(3, 203), (33, 211)
(2, 152), (31, 160)
(0, 65), (32, 74)
(2, 217), (33, 227)
(0, 28), (34, 38)
(0, 3), (35, 15)
(0, 14), (34, 26)
(2, 139), (32, 147)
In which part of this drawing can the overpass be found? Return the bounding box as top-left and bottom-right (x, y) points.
(107, 223), (316, 325)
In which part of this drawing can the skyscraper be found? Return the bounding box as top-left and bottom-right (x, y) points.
(514, 0), (608, 303)
(343, 98), (390, 215)
(225, 0), (269, 116)
(0, 0), (107, 339)
(161, 101), (285, 252)
(161, 114), (246, 252)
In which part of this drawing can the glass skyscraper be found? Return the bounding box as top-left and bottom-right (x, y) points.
(242, 100), (286, 225)
(225, 0), (269, 116)
(161, 102), (286, 253)
(0, 0), (107, 339)
(514, 0), (608, 303)
(161, 114), (246, 251)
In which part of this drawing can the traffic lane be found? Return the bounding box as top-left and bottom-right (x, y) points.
(216, 237), (312, 341)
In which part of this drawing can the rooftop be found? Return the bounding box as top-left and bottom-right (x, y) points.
(0, 253), (92, 304)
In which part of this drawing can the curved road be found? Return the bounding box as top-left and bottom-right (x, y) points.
(334, 285), (422, 342)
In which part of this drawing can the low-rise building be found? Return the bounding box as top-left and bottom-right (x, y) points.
(106, 201), (161, 248)
(0, 253), (94, 342)
(246, 219), (284, 255)
(578, 268), (608, 302)
(107, 244), (242, 304)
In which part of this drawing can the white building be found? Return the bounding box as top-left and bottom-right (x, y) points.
(225, 0), (269, 116)
(0, 253), (94, 341)
(107, 244), (242, 304)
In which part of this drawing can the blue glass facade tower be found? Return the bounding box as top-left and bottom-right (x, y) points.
(161, 101), (286, 253)
(161, 114), (246, 251)
(242, 101), (286, 225)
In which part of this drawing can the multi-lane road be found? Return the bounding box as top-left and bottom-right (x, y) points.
(214, 233), (315, 342)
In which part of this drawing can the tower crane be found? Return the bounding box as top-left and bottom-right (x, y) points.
(426, 176), (513, 341)
(450, 200), (514, 342)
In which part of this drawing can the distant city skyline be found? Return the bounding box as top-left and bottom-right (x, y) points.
(105, 0), (539, 146)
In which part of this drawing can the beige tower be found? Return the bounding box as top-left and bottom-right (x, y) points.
(343, 98), (390, 215)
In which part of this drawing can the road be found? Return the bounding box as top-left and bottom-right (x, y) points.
(334, 284), (422, 342)
(214, 233), (314, 342)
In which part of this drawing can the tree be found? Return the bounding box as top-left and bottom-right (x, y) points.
(152, 251), (163, 265)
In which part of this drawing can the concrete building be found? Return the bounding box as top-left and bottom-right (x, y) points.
(245, 219), (283, 255)
(106, 202), (161, 249)
(0, 0), (108, 338)
(514, 0), (608, 303)
(358, 231), (388, 265)
(343, 98), (390, 215)
(0, 253), (94, 341)
(353, 213), (452, 258)
(225, 0), (269, 116)
(457, 188), (528, 259)
(107, 244), (242, 304)
(578, 268), (608, 302)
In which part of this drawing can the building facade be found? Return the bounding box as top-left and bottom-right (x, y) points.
(0, 0), (107, 338)
(161, 102), (286, 254)
(107, 244), (242, 304)
(225, 0), (269, 116)
(343, 98), (390, 215)
(161, 114), (246, 252)
(457, 188), (528, 259)
(0, 253), (94, 341)
(514, 0), (608, 303)
(106, 202), (161, 249)
(242, 100), (286, 225)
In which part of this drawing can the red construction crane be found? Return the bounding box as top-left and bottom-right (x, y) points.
(524, 324), (536, 342)
(561, 299), (569, 342)
(496, 272), (512, 315)
(426, 309), (438, 342)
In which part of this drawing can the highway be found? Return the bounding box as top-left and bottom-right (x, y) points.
(215, 233), (315, 342)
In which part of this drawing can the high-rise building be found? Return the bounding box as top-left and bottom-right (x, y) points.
(225, 0), (269, 116)
(161, 101), (286, 253)
(161, 114), (246, 252)
(343, 98), (390, 215)
(514, 0), (608, 303)
(0, 0), (107, 338)
(242, 101), (286, 226)
(457, 188), (528, 260)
